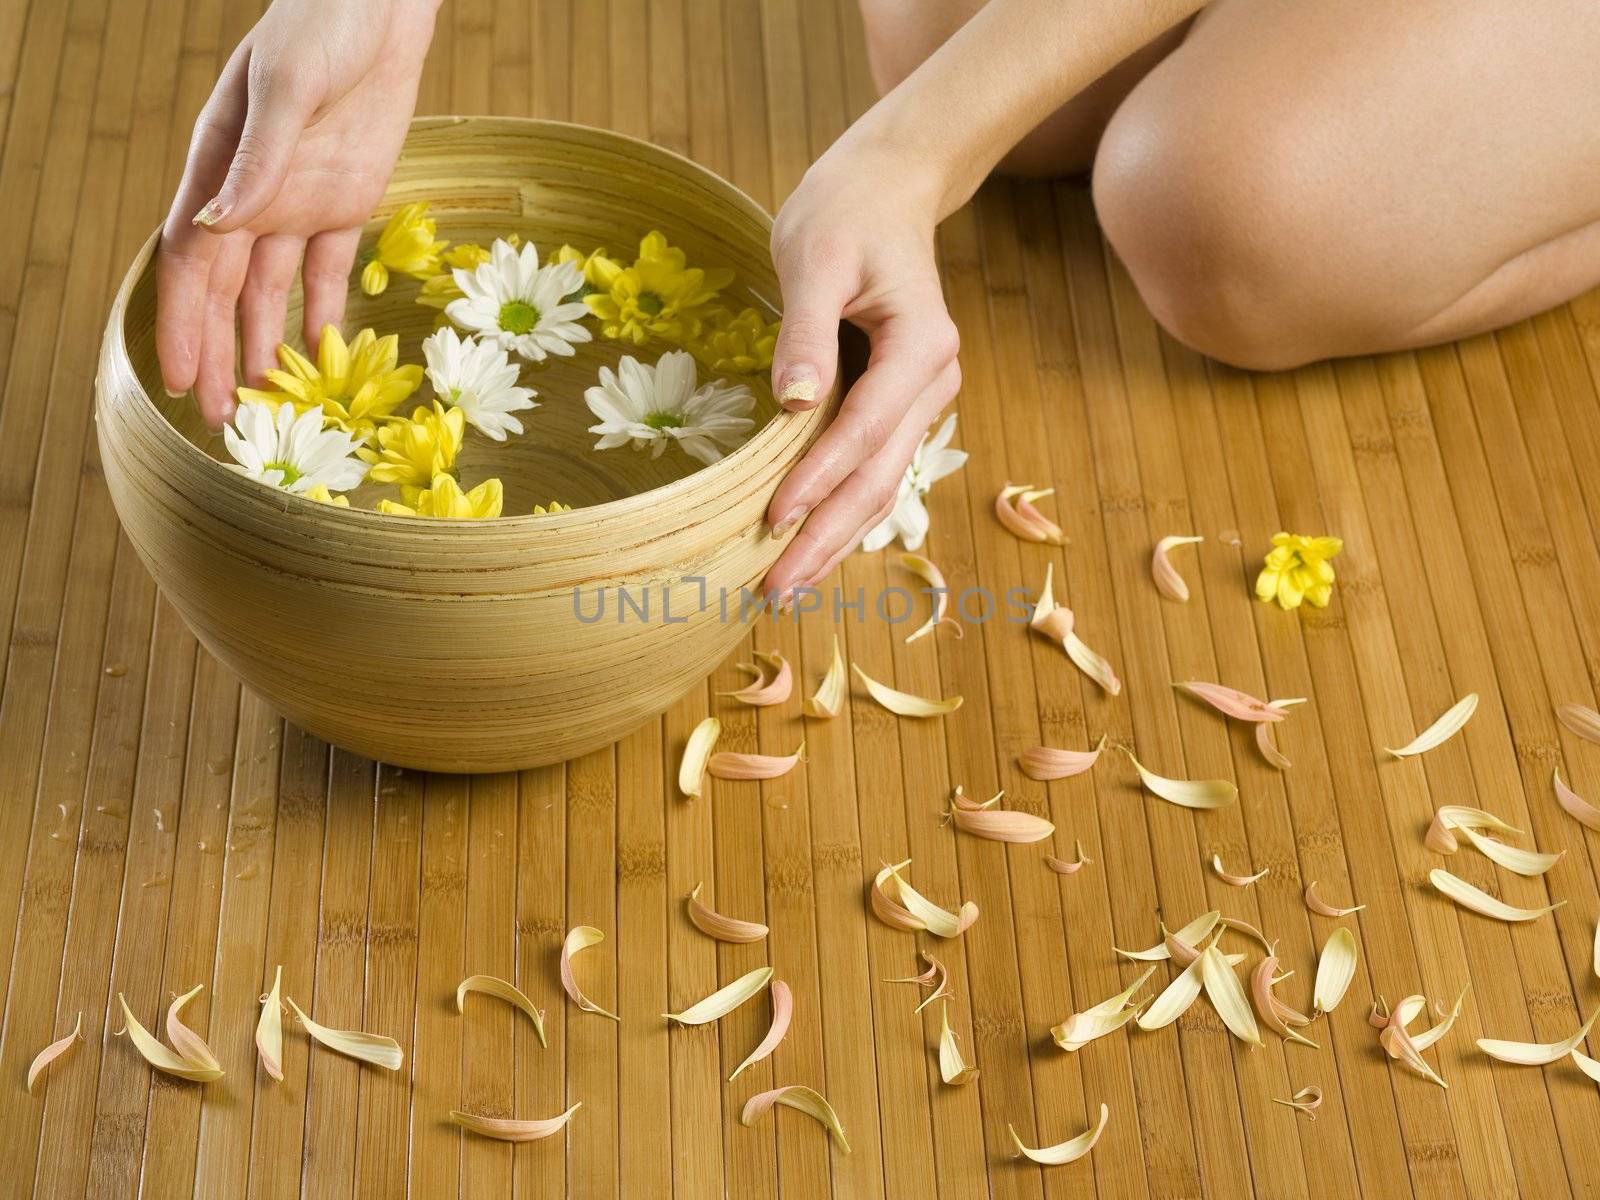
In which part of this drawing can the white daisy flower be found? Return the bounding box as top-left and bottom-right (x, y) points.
(585, 350), (755, 467)
(222, 400), (368, 495)
(861, 411), (968, 553)
(445, 238), (593, 362)
(422, 326), (539, 441)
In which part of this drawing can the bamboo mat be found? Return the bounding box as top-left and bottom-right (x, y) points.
(3, 0), (1600, 1196)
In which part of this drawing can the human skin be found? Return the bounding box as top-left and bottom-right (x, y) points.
(156, 0), (1600, 602)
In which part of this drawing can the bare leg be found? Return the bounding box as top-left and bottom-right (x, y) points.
(858, 0), (1190, 175)
(1092, 0), (1600, 368)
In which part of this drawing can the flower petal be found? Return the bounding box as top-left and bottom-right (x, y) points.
(1251, 956), (1319, 1049)
(1453, 824), (1562, 877)
(285, 997), (402, 1070)
(451, 1102), (581, 1142)
(938, 1003), (979, 1086)
(804, 635), (847, 719)
(1554, 768), (1600, 832)
(730, 980), (793, 1080)
(26, 1012), (82, 1093)
(900, 553), (963, 643)
(560, 926), (619, 1021)
(678, 717), (720, 797)
(869, 860), (978, 938)
(1045, 840), (1094, 875)
(1385, 693), (1478, 758)
(947, 795), (1054, 844)
(256, 965), (285, 1081)
(686, 882), (769, 943)
(708, 742), (805, 781)
(1201, 946), (1262, 1047)
(1152, 535), (1203, 602)
(1211, 854), (1269, 887)
(1424, 804), (1523, 854)
(1020, 735), (1106, 782)
(851, 663), (962, 717)
(1255, 722), (1293, 770)
(1008, 1103), (1108, 1166)
(116, 993), (224, 1083)
(1304, 881), (1365, 918)
(1478, 1007), (1599, 1065)
(1064, 630), (1122, 696)
(1138, 951), (1209, 1030)
(456, 974), (548, 1047)
(1116, 911), (1221, 962)
(1122, 747), (1237, 809)
(717, 652), (793, 706)
(1556, 702), (1600, 745)
(1174, 681), (1287, 723)
(1050, 964), (1157, 1051)
(665, 966), (774, 1026)
(995, 483), (1068, 544)
(1313, 927), (1358, 1015)
(165, 984), (224, 1077)
(1272, 1084), (1324, 1119)
(740, 1084), (851, 1151)
(1428, 868), (1564, 922)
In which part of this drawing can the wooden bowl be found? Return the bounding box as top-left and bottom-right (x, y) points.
(96, 117), (831, 773)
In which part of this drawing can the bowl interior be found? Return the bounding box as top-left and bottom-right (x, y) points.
(122, 135), (781, 515)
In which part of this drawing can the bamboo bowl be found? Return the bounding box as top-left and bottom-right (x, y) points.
(96, 116), (832, 773)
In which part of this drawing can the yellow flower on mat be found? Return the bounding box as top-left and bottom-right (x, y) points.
(584, 231), (734, 346)
(1255, 532), (1343, 610)
(237, 325), (424, 446)
(357, 401), (466, 488)
(416, 237), (520, 311)
(688, 306), (780, 375)
(301, 483), (350, 507)
(361, 202), (448, 295)
(377, 474), (503, 519)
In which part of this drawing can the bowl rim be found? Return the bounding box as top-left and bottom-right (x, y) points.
(109, 115), (831, 534)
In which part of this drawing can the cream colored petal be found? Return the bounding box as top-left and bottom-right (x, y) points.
(948, 801), (1054, 844)
(870, 861), (979, 938)
(1064, 630), (1122, 696)
(1554, 768), (1600, 832)
(560, 926), (619, 1021)
(1045, 839), (1094, 875)
(26, 1012), (82, 1093)
(1304, 881), (1365, 917)
(1380, 1022), (1448, 1088)
(740, 1084), (851, 1151)
(900, 553), (963, 644)
(1201, 946), (1262, 1047)
(938, 1003), (979, 1086)
(452, 1102), (580, 1142)
(731, 980), (793, 1080)
(116, 993), (224, 1083)
(716, 652), (793, 706)
(995, 483), (1068, 544)
(1478, 1006), (1598, 1065)
(1454, 824), (1562, 877)
(165, 984), (224, 1077)
(1122, 747), (1237, 809)
(1250, 957), (1318, 1049)
(686, 882), (769, 943)
(665, 966), (774, 1026)
(1051, 964), (1158, 1052)
(1408, 986), (1469, 1052)
(1573, 1047), (1600, 1083)
(1008, 1103), (1108, 1166)
(1255, 721), (1292, 771)
(1425, 804), (1522, 853)
(678, 717), (720, 798)
(1138, 952), (1208, 1030)
(1116, 911), (1221, 962)
(707, 742), (806, 780)
(804, 635), (847, 719)
(1384, 693), (1478, 758)
(1152, 536), (1203, 602)
(1428, 868), (1563, 922)
(456, 974), (548, 1047)
(1556, 702), (1600, 745)
(285, 997), (401, 1070)
(1272, 1084), (1323, 1119)
(851, 663), (962, 717)
(1313, 927), (1358, 1015)
(1020, 735), (1106, 782)
(1210, 853), (1269, 887)
(256, 965), (285, 1081)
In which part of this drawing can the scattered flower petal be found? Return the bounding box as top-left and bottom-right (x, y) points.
(1428, 868), (1564, 922)
(1251, 956), (1318, 1049)
(717, 652), (792, 706)
(560, 926), (619, 1021)
(1255, 720), (1293, 770)
(1380, 1020), (1448, 1088)
(944, 791), (1053, 844)
(1152, 536), (1203, 602)
(1045, 840), (1094, 875)
(1408, 986), (1469, 1052)
(451, 1103), (581, 1142)
(1272, 1084), (1323, 1119)
(285, 997), (401, 1070)
(805, 636), (847, 719)
(1201, 947), (1262, 1047)
(900, 554), (963, 643)
(456, 974), (547, 1047)
(1138, 949), (1210, 1030)
(1122, 747), (1237, 810)
(995, 483), (1068, 544)
(165, 984), (224, 1078)
(1554, 769), (1600, 832)
(1020, 736), (1106, 782)
(1064, 629), (1122, 696)
(1174, 681), (1288, 723)
(886, 952), (952, 1014)
(686, 882), (769, 943)
(851, 663), (962, 717)
(730, 980), (793, 1081)
(1313, 928), (1358, 1015)
(708, 742), (805, 780)
(1304, 881), (1364, 917)
(1008, 1104), (1108, 1166)
(1385, 694), (1478, 758)
(1116, 911), (1220, 962)
(1556, 702), (1600, 745)
(740, 1085), (850, 1151)
(1051, 966), (1157, 1051)
(1424, 805), (1523, 854)
(665, 966), (774, 1026)
(679, 717), (720, 798)
(868, 861), (979, 938)
(1211, 854), (1268, 887)
(26, 1012), (82, 1092)
(1478, 1007), (1599, 1065)
(256, 965), (284, 1081)
(117, 993), (224, 1083)
(937, 1003), (979, 1085)
(1572, 1048), (1600, 1083)
(1453, 824), (1562, 877)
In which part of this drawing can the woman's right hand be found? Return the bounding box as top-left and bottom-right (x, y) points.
(156, 0), (441, 428)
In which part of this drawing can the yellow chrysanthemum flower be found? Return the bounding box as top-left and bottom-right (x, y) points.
(416, 237), (521, 311)
(584, 231), (733, 346)
(549, 244), (622, 299)
(238, 325), (424, 446)
(360, 202), (448, 296)
(377, 473), (503, 519)
(530, 500), (572, 515)
(1255, 532), (1343, 610)
(357, 401), (465, 488)
(687, 306), (780, 375)
(301, 483), (350, 507)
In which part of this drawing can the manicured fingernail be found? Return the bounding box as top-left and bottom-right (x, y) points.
(777, 589), (796, 614)
(191, 198), (227, 228)
(770, 506), (807, 538)
(163, 387), (185, 399)
(777, 366), (818, 407)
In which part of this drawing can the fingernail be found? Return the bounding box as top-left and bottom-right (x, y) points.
(777, 589), (796, 614)
(163, 387), (185, 399)
(770, 506), (807, 538)
(191, 197), (227, 228)
(777, 366), (818, 407)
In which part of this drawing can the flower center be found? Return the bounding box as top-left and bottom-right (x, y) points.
(498, 300), (542, 335)
(644, 411), (685, 431)
(265, 461), (303, 486)
(636, 291), (666, 317)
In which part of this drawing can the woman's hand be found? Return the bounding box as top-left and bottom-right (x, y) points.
(156, 0), (441, 428)
(762, 137), (963, 601)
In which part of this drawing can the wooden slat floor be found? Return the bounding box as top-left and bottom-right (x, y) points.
(4, 0), (1600, 1196)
